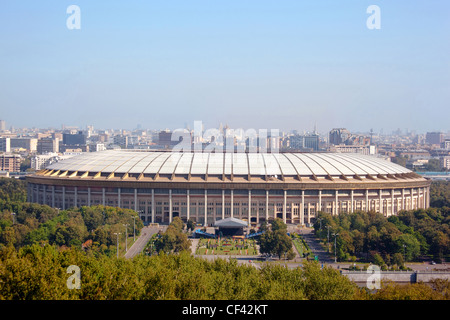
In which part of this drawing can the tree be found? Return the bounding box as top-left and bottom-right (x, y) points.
(372, 253), (385, 267)
(258, 225), (294, 260)
(271, 218), (287, 232)
(392, 252), (404, 267)
(300, 261), (359, 300)
(395, 234), (420, 261)
(154, 219), (190, 254)
(272, 230), (294, 260)
(186, 219), (196, 231)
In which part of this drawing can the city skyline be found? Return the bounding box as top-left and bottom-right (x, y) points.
(1, 1), (449, 133)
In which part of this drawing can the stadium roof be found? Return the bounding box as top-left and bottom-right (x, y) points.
(40, 150), (419, 183)
(214, 217), (248, 228)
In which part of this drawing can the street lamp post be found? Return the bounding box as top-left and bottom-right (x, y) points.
(113, 232), (121, 258)
(332, 233), (339, 263)
(326, 225), (331, 252)
(132, 216), (137, 242)
(403, 244), (407, 265)
(123, 224), (129, 252)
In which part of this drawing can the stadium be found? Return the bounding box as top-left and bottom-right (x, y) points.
(26, 150), (431, 226)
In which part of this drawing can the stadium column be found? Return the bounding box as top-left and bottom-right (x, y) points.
(248, 190), (252, 227)
(74, 186), (78, 208)
(169, 189), (173, 224)
(350, 189), (354, 213)
(134, 188), (138, 212)
(52, 186), (55, 208)
(410, 188), (414, 210)
(391, 189), (395, 215)
(379, 190), (383, 214)
(365, 189), (369, 212)
(187, 190), (190, 221)
(88, 187), (91, 206)
(151, 189), (155, 223)
(62, 186), (65, 210)
(43, 185), (46, 205)
(283, 190), (287, 224)
(318, 190), (322, 214)
(221, 190), (225, 220)
(401, 188), (405, 211)
(417, 187), (421, 208)
(300, 190), (304, 225)
(102, 188), (105, 206)
(231, 189), (234, 218)
(204, 189), (207, 226)
(265, 190), (269, 222)
(334, 190), (338, 215)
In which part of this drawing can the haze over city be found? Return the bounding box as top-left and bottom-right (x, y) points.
(1, 0), (449, 133)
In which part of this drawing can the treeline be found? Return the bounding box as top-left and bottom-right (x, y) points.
(0, 178), (27, 203)
(0, 243), (362, 300)
(430, 180), (450, 208)
(314, 208), (450, 266)
(0, 205), (143, 256)
(1, 244), (449, 300)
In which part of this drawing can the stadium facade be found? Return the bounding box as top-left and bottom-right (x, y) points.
(26, 150), (431, 226)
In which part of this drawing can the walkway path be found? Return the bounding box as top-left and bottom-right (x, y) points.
(124, 225), (165, 259)
(298, 227), (334, 263)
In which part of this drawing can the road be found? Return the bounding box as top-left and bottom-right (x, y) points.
(124, 225), (165, 259)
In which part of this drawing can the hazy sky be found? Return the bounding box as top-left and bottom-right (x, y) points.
(1, 0), (449, 134)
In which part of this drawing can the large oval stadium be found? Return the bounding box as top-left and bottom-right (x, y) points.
(26, 150), (431, 226)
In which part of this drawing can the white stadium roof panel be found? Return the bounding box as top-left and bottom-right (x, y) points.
(174, 152), (194, 174)
(232, 153), (248, 175)
(43, 151), (415, 179)
(306, 153), (345, 176)
(207, 153), (224, 175)
(277, 154), (298, 176)
(261, 153), (282, 176)
(294, 154), (328, 176)
(247, 153), (266, 176)
(190, 153), (209, 175)
(283, 153), (314, 176)
(143, 152), (171, 174)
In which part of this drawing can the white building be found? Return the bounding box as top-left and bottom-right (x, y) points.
(31, 153), (80, 170)
(0, 137), (11, 152)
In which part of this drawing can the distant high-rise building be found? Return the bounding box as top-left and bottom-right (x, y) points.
(426, 132), (444, 145)
(0, 120), (6, 131)
(441, 156), (450, 170)
(0, 137), (10, 152)
(37, 138), (59, 154)
(303, 134), (319, 151)
(10, 138), (38, 152)
(289, 134), (319, 151)
(63, 131), (86, 145)
(113, 135), (129, 149)
(443, 140), (450, 150)
(0, 154), (21, 172)
(329, 128), (351, 145)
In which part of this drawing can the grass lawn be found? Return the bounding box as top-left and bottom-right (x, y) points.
(196, 238), (259, 255)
